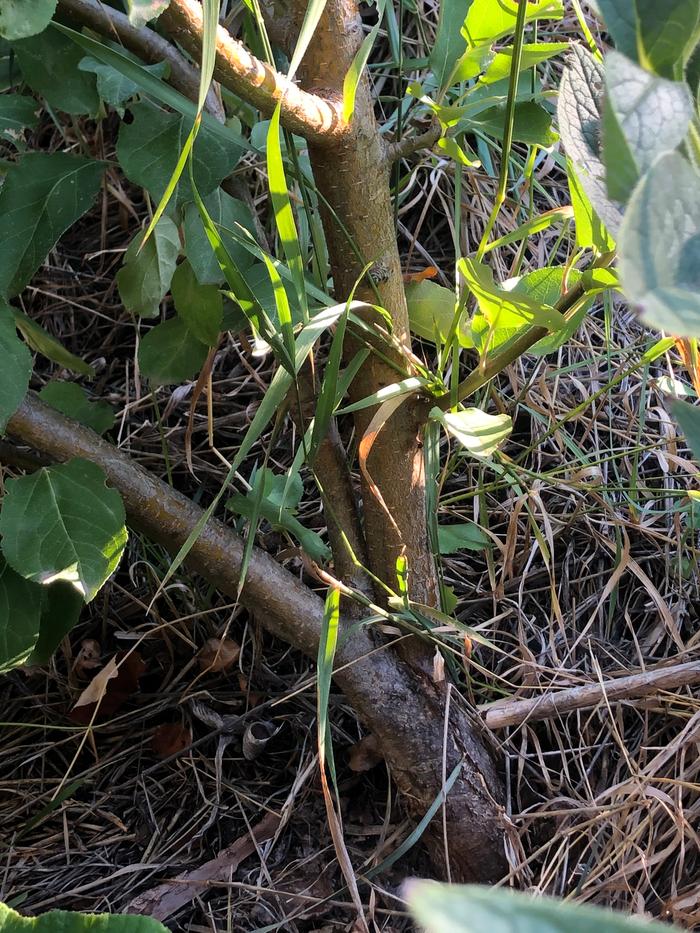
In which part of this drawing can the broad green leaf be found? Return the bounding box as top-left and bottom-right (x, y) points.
(670, 397), (700, 461)
(566, 157), (614, 251)
(604, 51), (693, 202)
(558, 45), (623, 235)
(437, 135), (481, 166)
(469, 101), (557, 147)
(463, 0), (563, 46)
(460, 258), (565, 353)
(0, 152), (104, 298)
(593, 0), (638, 60)
(430, 0), (475, 91)
(0, 902), (167, 932)
(452, 43), (494, 83)
(480, 42), (569, 85)
(0, 312), (31, 433)
(430, 406), (512, 458)
(116, 216), (180, 318)
(171, 259), (223, 345)
(618, 151), (700, 336)
(0, 95), (38, 142)
(38, 382), (115, 435)
(12, 29), (99, 115)
(29, 581), (83, 666)
(0, 459), (127, 602)
(0, 0), (56, 39)
(0, 556), (43, 673)
(635, 0), (700, 78)
(405, 279), (471, 346)
(138, 317), (209, 384)
(183, 189), (256, 285)
(438, 523), (491, 554)
(117, 101), (240, 207)
(126, 0), (171, 28)
(78, 55), (170, 107)
(509, 267), (593, 355)
(11, 307), (95, 376)
(405, 881), (679, 933)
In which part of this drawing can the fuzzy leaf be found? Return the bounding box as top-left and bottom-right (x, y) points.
(0, 0), (57, 39)
(116, 216), (180, 318)
(431, 406), (512, 458)
(0, 152), (104, 298)
(0, 459), (127, 602)
(618, 152), (700, 336)
(0, 903), (167, 932)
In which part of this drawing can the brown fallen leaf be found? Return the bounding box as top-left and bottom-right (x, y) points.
(152, 722), (192, 759)
(348, 734), (382, 773)
(198, 637), (240, 672)
(69, 651), (145, 724)
(72, 639), (102, 677)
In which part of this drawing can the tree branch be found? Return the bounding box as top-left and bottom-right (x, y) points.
(158, 0), (345, 143)
(480, 660), (700, 730)
(385, 121), (441, 164)
(57, 0), (225, 121)
(5, 393), (506, 882)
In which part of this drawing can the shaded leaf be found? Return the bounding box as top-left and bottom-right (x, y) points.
(13, 28), (99, 114)
(438, 523), (491, 554)
(29, 581), (83, 666)
(11, 306), (95, 376)
(593, 0), (638, 59)
(117, 216), (180, 318)
(0, 152), (104, 298)
(0, 311), (31, 433)
(670, 397), (700, 461)
(182, 189), (256, 285)
(0, 458), (128, 602)
(138, 317), (209, 384)
(618, 152), (700, 336)
(0, 556), (43, 673)
(39, 382), (115, 435)
(0, 0), (57, 40)
(69, 651), (146, 723)
(0, 95), (38, 142)
(430, 0), (475, 91)
(117, 101), (240, 207)
(78, 54), (169, 107)
(636, 0), (699, 78)
(469, 100), (557, 147)
(172, 259), (223, 346)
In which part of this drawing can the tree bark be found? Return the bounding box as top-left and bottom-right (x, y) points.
(5, 395), (507, 882)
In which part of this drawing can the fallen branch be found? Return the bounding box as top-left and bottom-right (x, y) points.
(5, 393), (507, 882)
(159, 0), (344, 143)
(480, 660), (700, 730)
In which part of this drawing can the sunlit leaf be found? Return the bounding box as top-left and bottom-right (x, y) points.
(430, 406), (512, 457)
(0, 902), (167, 932)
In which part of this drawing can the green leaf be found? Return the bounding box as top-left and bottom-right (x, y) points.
(603, 51), (694, 203)
(0, 95), (38, 142)
(183, 189), (256, 285)
(0, 152), (104, 298)
(670, 397), (700, 460)
(469, 101), (557, 147)
(78, 54), (170, 107)
(171, 259), (223, 345)
(125, 0), (171, 28)
(11, 307), (95, 377)
(636, 0), (700, 78)
(566, 157), (614, 251)
(0, 311), (31, 433)
(0, 556), (43, 673)
(0, 459), (127, 602)
(460, 258), (565, 353)
(430, 406), (512, 457)
(28, 581), (83, 666)
(12, 28), (99, 114)
(0, 0), (56, 40)
(593, 0), (638, 60)
(558, 45), (623, 235)
(480, 42), (569, 85)
(116, 216), (180, 318)
(430, 0), (475, 91)
(463, 0), (564, 45)
(343, 0), (385, 119)
(438, 523), (491, 554)
(405, 881), (678, 933)
(138, 317), (209, 384)
(405, 279), (471, 346)
(618, 151), (700, 336)
(510, 267), (593, 355)
(116, 101), (240, 207)
(0, 902), (168, 932)
(38, 382), (115, 435)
